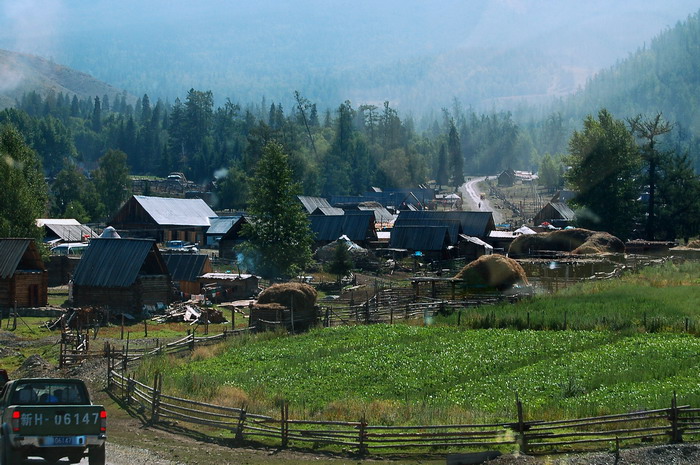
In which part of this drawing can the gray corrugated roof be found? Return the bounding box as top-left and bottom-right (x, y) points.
(298, 196), (333, 214)
(207, 216), (244, 236)
(550, 202), (576, 220)
(311, 206), (346, 216)
(390, 218), (460, 245)
(162, 253), (209, 282)
(133, 195), (216, 226)
(0, 239), (31, 279)
(394, 211), (495, 238)
(72, 238), (160, 287)
(389, 226), (449, 251)
(309, 213), (375, 242)
(40, 221), (97, 242)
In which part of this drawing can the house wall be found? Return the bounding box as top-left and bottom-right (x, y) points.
(0, 272), (47, 308)
(137, 275), (171, 308)
(73, 275), (169, 312)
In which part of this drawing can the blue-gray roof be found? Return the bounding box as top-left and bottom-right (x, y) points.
(207, 216), (245, 236)
(131, 195), (216, 227)
(162, 253), (210, 282)
(0, 239), (34, 279)
(309, 213), (375, 242)
(72, 238), (166, 288)
(394, 211), (495, 238)
(298, 196), (334, 214)
(389, 226), (450, 252)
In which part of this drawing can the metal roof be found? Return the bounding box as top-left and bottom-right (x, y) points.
(72, 238), (163, 288)
(133, 195), (216, 226)
(207, 216), (245, 236)
(0, 239), (32, 279)
(298, 196), (334, 214)
(391, 218), (460, 245)
(389, 226), (449, 251)
(458, 234), (493, 249)
(37, 219), (97, 242)
(162, 253), (210, 282)
(309, 213), (375, 242)
(549, 202), (576, 220)
(311, 206), (345, 216)
(394, 211), (495, 238)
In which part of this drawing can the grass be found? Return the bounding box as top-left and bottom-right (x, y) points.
(123, 260), (700, 426)
(440, 260), (700, 333)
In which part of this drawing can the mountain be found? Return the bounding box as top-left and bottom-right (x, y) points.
(0, 49), (129, 109)
(1, 1), (698, 112)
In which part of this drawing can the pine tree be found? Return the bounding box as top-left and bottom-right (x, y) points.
(241, 142), (313, 279)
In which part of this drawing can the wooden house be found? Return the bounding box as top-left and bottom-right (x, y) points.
(389, 225), (452, 260)
(162, 253), (213, 296)
(498, 169), (516, 187)
(308, 212), (377, 248)
(71, 238), (171, 313)
(393, 211), (495, 241)
(205, 215), (248, 258)
(108, 195), (216, 246)
(298, 196), (343, 215)
(533, 202), (576, 228)
(0, 239), (48, 308)
(458, 235), (493, 261)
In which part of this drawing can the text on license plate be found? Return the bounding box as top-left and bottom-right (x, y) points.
(51, 436), (85, 446)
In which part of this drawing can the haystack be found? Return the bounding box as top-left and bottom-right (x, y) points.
(256, 282), (317, 312)
(687, 239), (700, 249)
(454, 255), (528, 292)
(508, 228), (624, 257)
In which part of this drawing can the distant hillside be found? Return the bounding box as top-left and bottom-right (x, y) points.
(561, 11), (700, 136)
(0, 49), (130, 109)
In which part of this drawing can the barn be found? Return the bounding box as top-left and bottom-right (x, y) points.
(71, 238), (171, 313)
(0, 239), (48, 308)
(533, 202), (576, 228)
(108, 195), (216, 247)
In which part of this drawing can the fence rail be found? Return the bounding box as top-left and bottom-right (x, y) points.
(107, 367), (696, 456)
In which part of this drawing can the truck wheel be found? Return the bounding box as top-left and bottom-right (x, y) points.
(1, 438), (22, 465)
(88, 444), (105, 465)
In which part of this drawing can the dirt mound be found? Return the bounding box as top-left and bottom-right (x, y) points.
(454, 255), (528, 292)
(509, 228), (624, 257)
(12, 354), (59, 379)
(257, 282), (317, 312)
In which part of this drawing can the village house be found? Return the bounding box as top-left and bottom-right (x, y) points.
(36, 219), (97, 245)
(308, 211), (378, 248)
(0, 239), (48, 308)
(162, 253), (213, 297)
(108, 195), (216, 247)
(533, 202), (576, 228)
(205, 215), (249, 258)
(71, 238), (171, 313)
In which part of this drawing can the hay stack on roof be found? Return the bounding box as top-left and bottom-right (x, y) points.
(508, 228), (624, 257)
(454, 255), (528, 292)
(257, 282), (317, 311)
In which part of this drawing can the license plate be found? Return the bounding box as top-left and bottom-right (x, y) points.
(51, 436), (84, 446)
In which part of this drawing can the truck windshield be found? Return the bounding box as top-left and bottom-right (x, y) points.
(11, 381), (89, 405)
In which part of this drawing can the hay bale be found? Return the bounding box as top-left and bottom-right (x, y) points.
(454, 255), (528, 292)
(257, 282), (317, 312)
(509, 228), (624, 257)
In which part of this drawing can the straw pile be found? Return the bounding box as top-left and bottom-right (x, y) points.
(687, 239), (700, 249)
(256, 282), (317, 311)
(454, 255), (528, 292)
(509, 228), (624, 257)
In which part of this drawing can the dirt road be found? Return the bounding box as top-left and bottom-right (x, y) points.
(460, 176), (505, 224)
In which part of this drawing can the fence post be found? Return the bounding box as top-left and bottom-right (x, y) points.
(126, 375), (134, 405)
(151, 372), (162, 424)
(669, 392), (683, 443)
(358, 416), (368, 456)
(105, 344), (112, 389)
(190, 329), (196, 351)
(515, 394), (528, 454)
(235, 405), (247, 445)
(281, 401), (289, 448)
(390, 305), (394, 325)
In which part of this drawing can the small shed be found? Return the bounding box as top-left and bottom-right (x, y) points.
(0, 239), (48, 308)
(458, 234), (493, 261)
(71, 238), (171, 313)
(498, 169), (516, 187)
(197, 272), (260, 302)
(36, 219), (97, 245)
(389, 225), (452, 260)
(533, 202), (576, 228)
(162, 253), (213, 296)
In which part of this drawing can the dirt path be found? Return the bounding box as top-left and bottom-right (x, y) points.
(460, 176), (505, 224)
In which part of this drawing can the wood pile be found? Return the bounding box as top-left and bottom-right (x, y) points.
(151, 301), (226, 324)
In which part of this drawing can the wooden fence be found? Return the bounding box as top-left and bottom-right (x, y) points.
(107, 369), (700, 456)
